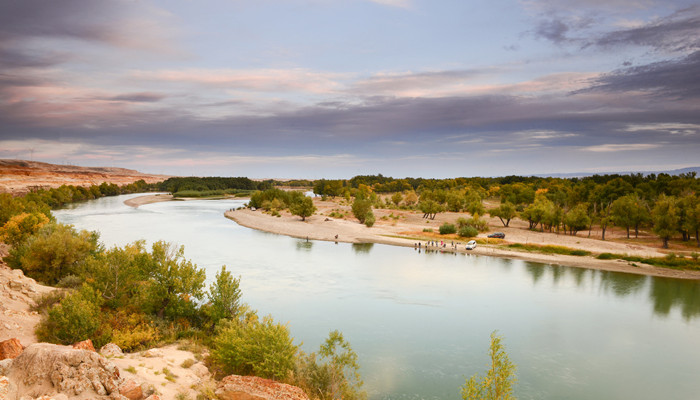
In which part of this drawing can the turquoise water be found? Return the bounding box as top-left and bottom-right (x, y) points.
(54, 194), (700, 400)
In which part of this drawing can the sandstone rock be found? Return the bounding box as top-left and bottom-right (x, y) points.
(215, 375), (310, 400)
(144, 395), (161, 400)
(0, 338), (24, 360)
(0, 375), (17, 399)
(142, 349), (163, 358)
(72, 339), (96, 352)
(8, 279), (23, 290)
(119, 379), (143, 400)
(100, 343), (124, 358)
(190, 362), (211, 380)
(0, 359), (12, 375)
(6, 343), (121, 397)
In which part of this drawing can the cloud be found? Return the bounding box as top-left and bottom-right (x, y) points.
(130, 69), (346, 95)
(104, 93), (167, 103)
(367, 0), (412, 9)
(589, 5), (700, 52)
(622, 123), (700, 135)
(581, 143), (661, 152)
(579, 51), (700, 98)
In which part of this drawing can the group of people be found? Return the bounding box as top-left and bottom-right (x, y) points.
(414, 240), (461, 250)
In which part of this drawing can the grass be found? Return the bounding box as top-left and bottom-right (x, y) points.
(30, 290), (67, 313)
(181, 358), (196, 368)
(124, 366), (137, 374)
(596, 252), (700, 270)
(506, 243), (591, 257)
(163, 367), (178, 382)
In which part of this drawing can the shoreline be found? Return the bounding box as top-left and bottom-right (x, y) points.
(225, 208), (700, 280)
(124, 194), (700, 280)
(124, 193), (174, 207)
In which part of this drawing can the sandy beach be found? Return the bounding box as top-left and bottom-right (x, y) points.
(124, 194), (700, 280)
(124, 193), (174, 207)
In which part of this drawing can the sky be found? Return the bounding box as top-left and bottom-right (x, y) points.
(0, 0), (698, 178)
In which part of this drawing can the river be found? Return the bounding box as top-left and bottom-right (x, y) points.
(54, 193), (700, 400)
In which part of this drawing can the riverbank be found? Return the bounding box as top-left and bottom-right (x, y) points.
(124, 193), (174, 207)
(224, 206), (700, 280)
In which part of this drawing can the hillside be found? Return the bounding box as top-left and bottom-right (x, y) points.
(0, 159), (169, 195)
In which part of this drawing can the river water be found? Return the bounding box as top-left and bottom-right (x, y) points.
(54, 194), (700, 400)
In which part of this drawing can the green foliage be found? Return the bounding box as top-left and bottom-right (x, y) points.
(290, 196), (317, 221)
(352, 197), (373, 224)
(563, 204), (591, 236)
(364, 210), (376, 227)
(461, 331), (517, 400)
(597, 252), (619, 260)
(652, 195), (679, 249)
(391, 192), (403, 206)
(489, 202), (516, 227)
(418, 199), (443, 220)
(611, 194), (651, 238)
(459, 226), (479, 238)
(212, 312), (299, 380)
(10, 223), (99, 284)
(423, 228), (434, 233)
(439, 223), (457, 235)
(143, 241), (206, 320)
(296, 330), (366, 400)
(159, 176), (261, 193)
(108, 310), (160, 351)
(37, 284), (104, 345)
(506, 243), (590, 256)
(205, 265), (242, 326)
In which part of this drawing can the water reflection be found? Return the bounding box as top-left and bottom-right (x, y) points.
(650, 277), (700, 320)
(525, 263), (545, 284)
(296, 240), (314, 251)
(597, 271), (647, 297)
(352, 242), (374, 254)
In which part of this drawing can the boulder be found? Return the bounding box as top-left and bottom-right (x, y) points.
(144, 395), (161, 400)
(100, 343), (124, 358)
(215, 375), (309, 400)
(190, 362), (211, 380)
(72, 339), (96, 352)
(141, 348), (163, 358)
(119, 379), (143, 400)
(0, 338), (23, 360)
(6, 343), (121, 397)
(0, 359), (12, 375)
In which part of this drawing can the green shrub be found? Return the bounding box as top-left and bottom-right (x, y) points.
(212, 312), (299, 380)
(439, 223), (456, 235)
(30, 290), (67, 313)
(458, 226), (478, 238)
(37, 284), (103, 345)
(56, 274), (83, 288)
(423, 228), (433, 233)
(364, 211), (375, 227)
(597, 253), (617, 260)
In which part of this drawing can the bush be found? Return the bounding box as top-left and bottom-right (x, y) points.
(423, 228), (433, 233)
(458, 226), (478, 238)
(212, 312), (299, 380)
(364, 211), (375, 227)
(108, 310), (160, 351)
(439, 223), (456, 235)
(597, 253), (617, 260)
(37, 284), (103, 345)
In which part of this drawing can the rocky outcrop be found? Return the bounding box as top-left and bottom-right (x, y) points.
(215, 375), (310, 400)
(72, 339), (96, 352)
(118, 378), (143, 400)
(0, 338), (23, 360)
(3, 342), (122, 398)
(141, 349), (163, 358)
(100, 343), (124, 358)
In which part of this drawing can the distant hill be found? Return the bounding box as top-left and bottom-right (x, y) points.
(0, 159), (170, 195)
(534, 166), (700, 179)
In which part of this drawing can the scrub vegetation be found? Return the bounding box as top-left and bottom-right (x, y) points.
(0, 183), (364, 400)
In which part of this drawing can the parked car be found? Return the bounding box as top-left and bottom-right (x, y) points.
(465, 240), (477, 250)
(488, 232), (505, 239)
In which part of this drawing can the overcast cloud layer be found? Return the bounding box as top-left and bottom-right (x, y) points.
(1, 0), (698, 178)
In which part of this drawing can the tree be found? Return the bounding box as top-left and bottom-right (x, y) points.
(300, 330), (366, 400)
(419, 200), (443, 220)
(37, 284), (103, 345)
(403, 191), (418, 206)
(461, 331), (517, 400)
(652, 195), (679, 249)
(0, 212), (49, 247)
(352, 197), (373, 224)
(10, 223), (99, 284)
(212, 311), (299, 380)
(207, 265), (242, 326)
(391, 192), (403, 207)
(143, 241), (206, 320)
(489, 202), (516, 227)
(611, 194), (650, 238)
(564, 204), (591, 236)
(290, 196), (316, 221)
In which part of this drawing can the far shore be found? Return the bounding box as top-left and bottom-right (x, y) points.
(124, 193), (174, 207)
(125, 194), (700, 280)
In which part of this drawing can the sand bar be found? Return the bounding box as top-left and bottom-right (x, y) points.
(124, 193), (174, 207)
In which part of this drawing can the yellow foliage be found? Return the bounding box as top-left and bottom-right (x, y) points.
(535, 188), (549, 194)
(0, 212), (49, 247)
